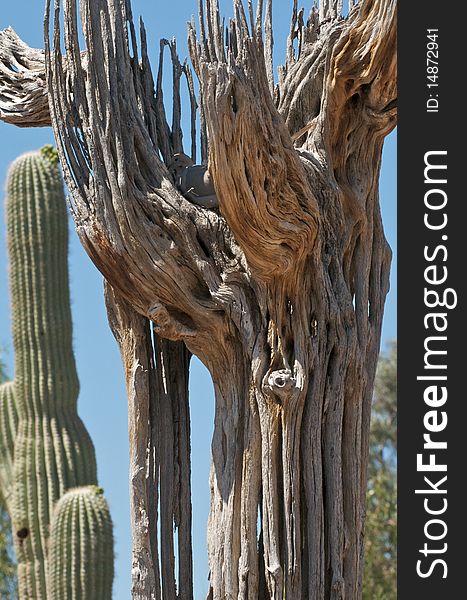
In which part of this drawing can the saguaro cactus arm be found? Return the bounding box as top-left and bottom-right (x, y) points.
(47, 486), (114, 600)
(0, 382), (17, 512)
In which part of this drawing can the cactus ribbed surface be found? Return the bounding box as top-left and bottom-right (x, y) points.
(1, 147), (113, 598)
(48, 486), (114, 600)
(0, 381), (17, 512)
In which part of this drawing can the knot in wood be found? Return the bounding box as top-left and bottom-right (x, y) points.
(264, 369), (296, 402)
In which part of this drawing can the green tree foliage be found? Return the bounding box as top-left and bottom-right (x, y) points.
(0, 353), (17, 599)
(363, 341), (397, 600)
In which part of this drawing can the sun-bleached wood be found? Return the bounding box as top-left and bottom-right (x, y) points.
(0, 28), (50, 127)
(0, 1), (396, 598)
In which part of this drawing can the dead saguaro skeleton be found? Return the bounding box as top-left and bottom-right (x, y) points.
(0, 0), (396, 598)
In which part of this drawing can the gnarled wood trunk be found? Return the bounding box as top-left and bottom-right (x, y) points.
(0, 1), (396, 598)
(202, 156), (390, 599)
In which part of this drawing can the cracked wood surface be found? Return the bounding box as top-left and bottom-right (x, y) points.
(1, 1), (396, 598)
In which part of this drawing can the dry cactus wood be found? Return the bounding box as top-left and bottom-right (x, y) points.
(0, 28), (50, 127)
(0, 0), (396, 598)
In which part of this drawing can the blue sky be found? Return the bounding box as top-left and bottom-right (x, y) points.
(0, 2), (396, 598)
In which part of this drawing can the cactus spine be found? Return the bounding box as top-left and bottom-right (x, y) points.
(48, 486), (114, 599)
(0, 381), (17, 512)
(1, 147), (113, 598)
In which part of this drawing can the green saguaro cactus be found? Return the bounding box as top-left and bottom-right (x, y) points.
(48, 486), (114, 599)
(1, 146), (113, 598)
(0, 381), (17, 513)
